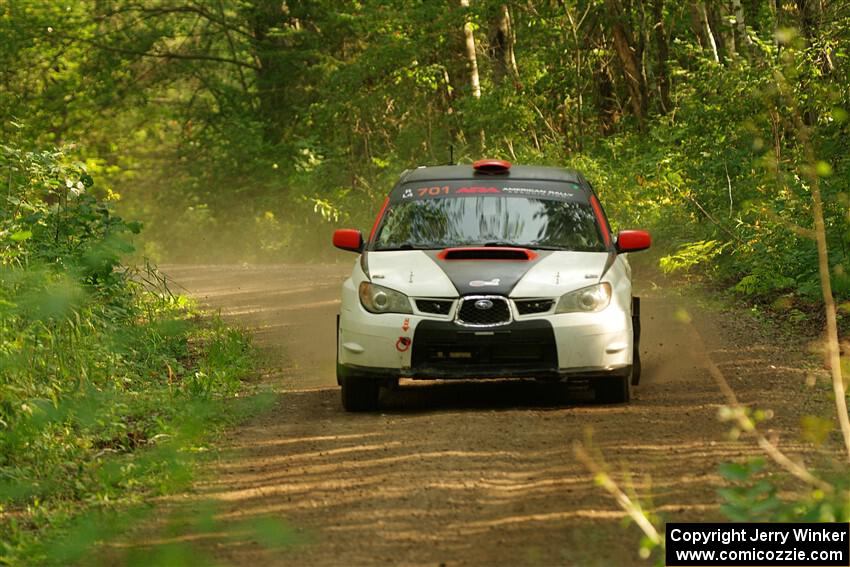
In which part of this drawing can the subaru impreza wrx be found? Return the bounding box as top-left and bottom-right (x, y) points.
(333, 160), (651, 411)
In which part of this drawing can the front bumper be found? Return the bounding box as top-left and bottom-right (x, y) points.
(338, 299), (633, 382)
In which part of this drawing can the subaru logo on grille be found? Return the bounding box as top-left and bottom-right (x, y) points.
(474, 299), (494, 310)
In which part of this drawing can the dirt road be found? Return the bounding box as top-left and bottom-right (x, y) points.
(160, 262), (816, 566)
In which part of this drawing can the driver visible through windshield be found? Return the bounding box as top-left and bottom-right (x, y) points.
(373, 196), (607, 252)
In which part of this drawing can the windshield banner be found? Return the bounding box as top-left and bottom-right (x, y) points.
(391, 180), (583, 203)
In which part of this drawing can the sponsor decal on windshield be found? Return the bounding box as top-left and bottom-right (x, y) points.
(415, 186), (451, 197)
(393, 181), (581, 202)
(501, 186), (570, 199)
(456, 186), (500, 194)
(406, 185), (501, 198)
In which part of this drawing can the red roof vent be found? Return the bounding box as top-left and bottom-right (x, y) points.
(472, 159), (512, 174)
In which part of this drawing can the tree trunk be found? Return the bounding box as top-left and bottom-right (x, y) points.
(722, 2), (738, 58)
(460, 0), (481, 99)
(594, 57), (619, 136)
(605, 0), (648, 128)
(440, 67), (461, 146)
(706, 1), (728, 59)
(491, 4), (519, 87)
(249, 1), (287, 144)
(797, 0), (821, 44)
(651, 0), (671, 114)
(743, 0), (760, 31)
(565, 5), (588, 151)
(689, 3), (707, 50)
(730, 0), (754, 49)
(796, 0), (824, 125)
(695, 2), (720, 62)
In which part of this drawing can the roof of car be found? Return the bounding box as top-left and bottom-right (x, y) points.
(401, 164), (584, 185)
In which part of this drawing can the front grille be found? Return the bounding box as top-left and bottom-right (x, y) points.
(457, 296), (511, 326)
(411, 319), (558, 375)
(416, 299), (453, 315)
(515, 299), (555, 315)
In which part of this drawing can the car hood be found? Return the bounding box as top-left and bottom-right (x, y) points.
(365, 250), (611, 298)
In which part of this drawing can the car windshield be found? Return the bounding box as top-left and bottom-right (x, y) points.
(373, 197), (607, 252)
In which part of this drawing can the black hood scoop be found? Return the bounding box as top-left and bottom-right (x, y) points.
(437, 247), (537, 261)
(425, 248), (550, 296)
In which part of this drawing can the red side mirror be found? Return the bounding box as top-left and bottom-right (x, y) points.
(333, 229), (364, 253)
(616, 230), (651, 253)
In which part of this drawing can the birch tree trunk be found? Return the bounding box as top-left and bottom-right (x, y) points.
(696, 2), (720, 63)
(706, 1), (728, 58)
(730, 0), (754, 48)
(491, 4), (519, 87)
(460, 0), (481, 99)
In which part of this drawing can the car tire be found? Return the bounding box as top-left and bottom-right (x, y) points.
(340, 375), (380, 412)
(593, 374), (631, 404)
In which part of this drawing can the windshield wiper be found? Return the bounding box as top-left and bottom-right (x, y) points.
(481, 241), (565, 250)
(524, 244), (567, 250)
(511, 242), (603, 251)
(373, 243), (439, 251)
(529, 244), (609, 252)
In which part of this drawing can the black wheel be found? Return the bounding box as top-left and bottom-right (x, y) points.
(340, 375), (380, 412)
(593, 374), (631, 404)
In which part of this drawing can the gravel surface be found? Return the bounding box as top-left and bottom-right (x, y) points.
(150, 262), (821, 566)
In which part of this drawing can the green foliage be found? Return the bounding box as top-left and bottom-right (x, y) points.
(718, 458), (850, 523)
(660, 241), (727, 274)
(0, 142), (258, 565)
(2, 0), (847, 297)
(716, 399), (850, 526)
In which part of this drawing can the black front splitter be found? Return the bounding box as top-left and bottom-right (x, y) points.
(338, 362), (633, 385)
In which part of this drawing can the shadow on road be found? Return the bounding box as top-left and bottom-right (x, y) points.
(378, 379), (592, 412)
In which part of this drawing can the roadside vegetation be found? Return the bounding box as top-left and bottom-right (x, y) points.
(2, 0), (850, 564)
(0, 144), (266, 565)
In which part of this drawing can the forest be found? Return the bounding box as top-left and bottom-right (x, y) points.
(3, 0), (847, 291)
(1, 0), (850, 564)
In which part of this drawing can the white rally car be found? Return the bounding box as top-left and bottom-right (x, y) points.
(333, 160), (650, 411)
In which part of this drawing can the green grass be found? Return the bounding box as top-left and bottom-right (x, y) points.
(0, 288), (276, 566)
(0, 143), (286, 566)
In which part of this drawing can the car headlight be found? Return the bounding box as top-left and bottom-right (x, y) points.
(555, 282), (612, 313)
(358, 282), (413, 314)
